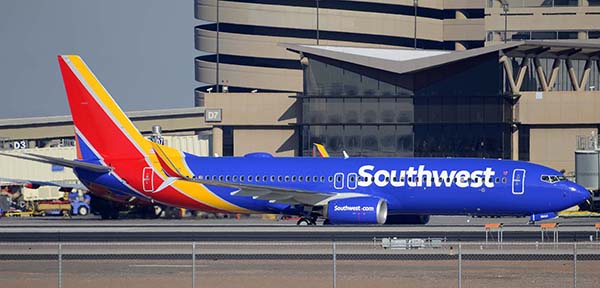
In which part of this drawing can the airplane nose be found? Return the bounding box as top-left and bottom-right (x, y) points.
(567, 183), (591, 206)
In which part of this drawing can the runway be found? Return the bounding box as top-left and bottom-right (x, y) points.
(1, 216), (600, 242)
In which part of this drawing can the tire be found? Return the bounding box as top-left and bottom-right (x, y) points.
(296, 219), (311, 226)
(78, 206), (89, 216)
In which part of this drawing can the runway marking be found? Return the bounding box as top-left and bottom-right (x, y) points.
(129, 264), (208, 268)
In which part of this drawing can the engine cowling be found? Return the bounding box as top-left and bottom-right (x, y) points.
(324, 197), (387, 224)
(385, 215), (430, 225)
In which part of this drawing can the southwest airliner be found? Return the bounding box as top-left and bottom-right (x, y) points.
(1, 55), (591, 225)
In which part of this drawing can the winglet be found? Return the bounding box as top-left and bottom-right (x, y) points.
(312, 143), (330, 158)
(151, 142), (193, 178)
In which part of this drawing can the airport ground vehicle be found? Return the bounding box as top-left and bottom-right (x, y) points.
(0, 55), (592, 225)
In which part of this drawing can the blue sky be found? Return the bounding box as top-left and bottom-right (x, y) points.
(0, 0), (197, 118)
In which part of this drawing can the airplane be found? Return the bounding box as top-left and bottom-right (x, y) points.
(0, 55), (591, 225)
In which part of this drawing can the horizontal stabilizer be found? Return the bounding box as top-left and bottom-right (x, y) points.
(0, 152), (110, 173)
(0, 177), (87, 191)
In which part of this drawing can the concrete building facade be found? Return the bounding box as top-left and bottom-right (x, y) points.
(194, 0), (486, 94)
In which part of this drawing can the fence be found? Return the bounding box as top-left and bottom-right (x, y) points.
(1, 241), (599, 288)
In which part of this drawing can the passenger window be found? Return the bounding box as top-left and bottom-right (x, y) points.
(299, 176), (303, 182)
(248, 176), (253, 182)
(320, 176), (325, 182)
(278, 176), (283, 182)
(218, 176), (224, 181)
(292, 176), (297, 182)
(225, 176), (230, 181)
(495, 177), (500, 183)
(328, 176), (333, 182)
(233, 176), (238, 181)
(240, 176), (245, 181)
(263, 176), (267, 182)
(285, 176), (290, 182)
(502, 177), (507, 183)
(350, 176), (355, 181)
(270, 176), (275, 182)
(550, 176), (559, 183)
(255, 175), (260, 182)
(306, 176), (310, 182)
(313, 176), (319, 182)
(541, 175), (549, 182)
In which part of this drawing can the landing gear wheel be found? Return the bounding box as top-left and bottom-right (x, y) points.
(296, 218), (317, 226)
(297, 218), (311, 226)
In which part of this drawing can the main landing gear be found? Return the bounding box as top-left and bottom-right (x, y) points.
(296, 217), (317, 226)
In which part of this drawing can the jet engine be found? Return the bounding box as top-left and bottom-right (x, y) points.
(324, 197), (387, 224)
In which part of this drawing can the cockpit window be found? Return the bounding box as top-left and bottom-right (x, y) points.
(541, 174), (566, 184)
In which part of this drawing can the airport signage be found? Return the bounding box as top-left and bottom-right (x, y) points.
(12, 140), (27, 150)
(205, 109), (222, 122)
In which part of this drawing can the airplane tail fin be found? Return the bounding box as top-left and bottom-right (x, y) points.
(58, 55), (151, 161)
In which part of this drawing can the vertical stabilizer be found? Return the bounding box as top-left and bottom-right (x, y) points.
(57, 55), (151, 161)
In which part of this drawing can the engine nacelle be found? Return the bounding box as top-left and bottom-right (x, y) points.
(324, 197), (387, 224)
(385, 215), (430, 225)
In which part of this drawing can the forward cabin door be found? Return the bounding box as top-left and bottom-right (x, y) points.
(512, 169), (525, 195)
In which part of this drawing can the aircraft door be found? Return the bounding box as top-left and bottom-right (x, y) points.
(347, 173), (357, 190)
(334, 173), (345, 190)
(512, 169), (525, 195)
(143, 167), (155, 192)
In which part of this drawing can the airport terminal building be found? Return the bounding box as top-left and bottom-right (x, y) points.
(3, 0), (600, 182)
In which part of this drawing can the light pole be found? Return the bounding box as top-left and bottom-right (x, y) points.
(414, 0), (418, 49)
(502, 2), (509, 43)
(216, 0), (220, 92)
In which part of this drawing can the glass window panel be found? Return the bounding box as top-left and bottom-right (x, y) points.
(396, 126), (414, 155)
(326, 99), (343, 123)
(343, 125), (362, 155)
(361, 126), (379, 153)
(325, 126), (343, 153)
(379, 98), (396, 123)
(379, 126), (397, 153)
(396, 98), (414, 123)
(362, 99), (378, 123)
(344, 98), (361, 123)
(531, 31), (557, 40)
(557, 31), (578, 39)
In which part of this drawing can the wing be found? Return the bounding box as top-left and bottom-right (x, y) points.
(151, 142), (365, 206)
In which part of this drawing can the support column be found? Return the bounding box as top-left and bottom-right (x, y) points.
(547, 59), (561, 91)
(512, 128), (519, 161)
(500, 56), (518, 94)
(212, 126), (223, 156)
(515, 57), (529, 92)
(580, 60), (592, 91)
(455, 42), (467, 51)
(534, 58), (549, 91)
(566, 59), (582, 91)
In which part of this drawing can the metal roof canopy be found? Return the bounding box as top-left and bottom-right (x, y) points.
(281, 40), (600, 75)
